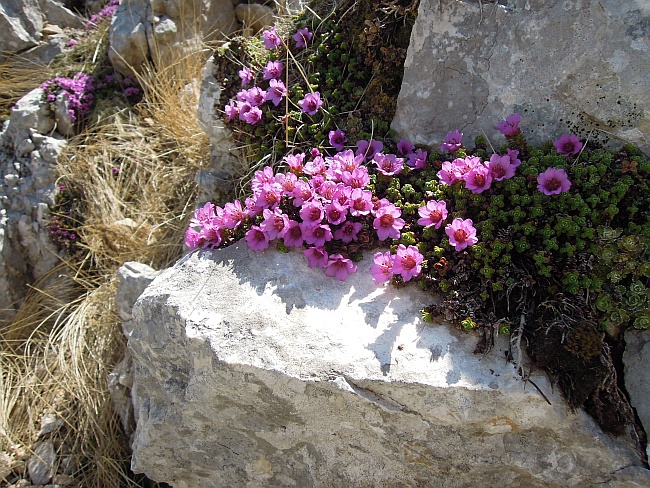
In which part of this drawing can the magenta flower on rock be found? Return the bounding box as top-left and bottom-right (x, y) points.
(238, 66), (254, 86)
(373, 203), (405, 241)
(222, 200), (245, 229)
(397, 138), (415, 157)
(488, 154), (516, 181)
(283, 220), (304, 247)
(373, 153), (404, 176)
(506, 148), (521, 167)
(224, 100), (239, 120)
(293, 27), (313, 48)
(190, 202), (216, 227)
(185, 227), (202, 250)
(299, 200), (324, 224)
(284, 153), (305, 173)
(537, 167), (571, 195)
(437, 161), (459, 186)
(393, 245), (424, 281)
(263, 60), (283, 80)
(355, 139), (383, 161)
(265, 79), (286, 106)
(418, 200), (448, 229)
(298, 92), (323, 115)
(407, 149), (428, 169)
(245, 225), (270, 251)
(464, 163), (492, 194)
(554, 134), (583, 156)
(333, 221), (362, 243)
(241, 87), (266, 106)
(291, 180), (313, 206)
(495, 113), (521, 137)
(439, 129), (463, 152)
(260, 207), (290, 240)
(325, 201), (348, 225)
(329, 129), (347, 151)
(445, 218), (478, 252)
(304, 156), (326, 176)
(369, 251), (395, 284)
(304, 247), (328, 268)
(303, 222), (333, 247)
(241, 106), (263, 124)
(262, 28), (282, 49)
(325, 254), (357, 281)
(341, 167), (370, 189)
(347, 188), (373, 216)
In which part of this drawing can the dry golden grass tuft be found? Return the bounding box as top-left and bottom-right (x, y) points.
(0, 42), (209, 486)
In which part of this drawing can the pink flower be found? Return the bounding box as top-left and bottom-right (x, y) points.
(260, 207), (290, 240)
(298, 92), (323, 115)
(185, 227), (202, 250)
(445, 218), (478, 252)
(245, 226), (270, 251)
(440, 129), (463, 152)
(240, 87), (266, 106)
(407, 149), (428, 169)
(553, 134), (583, 156)
(66, 39), (78, 47)
(393, 245), (423, 281)
(291, 180), (313, 206)
(241, 106), (263, 124)
(222, 200), (245, 229)
(299, 200), (324, 224)
(373, 153), (404, 176)
(263, 60), (283, 80)
(304, 156), (326, 176)
(224, 100), (239, 121)
(239, 66), (254, 86)
(283, 220), (304, 247)
(329, 129), (347, 151)
(369, 251), (394, 284)
(418, 200), (448, 229)
(333, 221), (362, 243)
(397, 138), (415, 157)
(437, 161), (459, 186)
(262, 28), (282, 49)
(463, 162), (492, 194)
(284, 152), (305, 173)
(304, 246), (328, 268)
(488, 154), (516, 181)
(325, 254), (357, 281)
(293, 27), (313, 48)
(341, 167), (370, 189)
(325, 201), (348, 225)
(356, 139), (383, 161)
(537, 167), (571, 195)
(255, 182), (282, 210)
(265, 79), (286, 106)
(373, 203), (405, 241)
(190, 202), (216, 227)
(506, 148), (521, 167)
(495, 113), (521, 137)
(303, 223), (333, 247)
(347, 188), (373, 216)
(277, 172), (297, 195)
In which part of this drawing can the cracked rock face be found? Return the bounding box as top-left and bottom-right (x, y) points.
(392, 0), (650, 155)
(128, 242), (648, 487)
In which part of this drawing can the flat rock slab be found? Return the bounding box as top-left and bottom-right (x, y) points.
(129, 242), (648, 487)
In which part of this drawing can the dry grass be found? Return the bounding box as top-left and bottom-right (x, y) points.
(0, 40), (210, 486)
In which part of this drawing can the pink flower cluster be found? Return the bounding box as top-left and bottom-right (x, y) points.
(87, 0), (119, 30)
(370, 245), (424, 284)
(41, 72), (96, 122)
(437, 151), (520, 193)
(186, 145), (425, 281)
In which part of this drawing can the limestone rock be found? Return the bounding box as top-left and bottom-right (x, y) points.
(1, 89), (55, 152)
(53, 91), (75, 137)
(196, 55), (243, 200)
(27, 441), (55, 485)
(393, 0), (650, 155)
(37, 0), (85, 29)
(235, 3), (274, 33)
(0, 0), (44, 62)
(128, 242), (647, 487)
(115, 261), (161, 321)
(109, 0), (238, 76)
(623, 328), (650, 459)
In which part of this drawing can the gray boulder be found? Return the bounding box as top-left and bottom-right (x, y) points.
(623, 328), (650, 459)
(128, 242), (648, 487)
(109, 0), (238, 76)
(235, 3), (274, 33)
(37, 0), (85, 29)
(392, 0), (650, 155)
(0, 0), (44, 63)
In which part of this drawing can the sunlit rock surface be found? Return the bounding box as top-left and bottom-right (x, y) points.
(393, 0), (650, 155)
(128, 242), (648, 487)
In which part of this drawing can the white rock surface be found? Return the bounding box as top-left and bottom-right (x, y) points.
(0, 0), (44, 63)
(37, 0), (85, 29)
(393, 0), (650, 155)
(128, 242), (648, 487)
(115, 261), (161, 321)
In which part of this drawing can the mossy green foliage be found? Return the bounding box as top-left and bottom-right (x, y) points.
(213, 0), (418, 168)
(384, 142), (649, 332)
